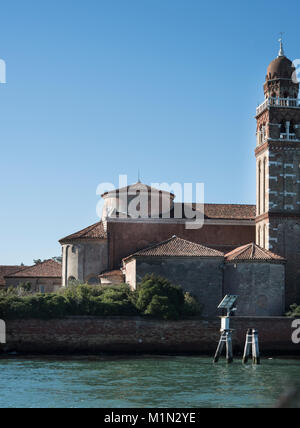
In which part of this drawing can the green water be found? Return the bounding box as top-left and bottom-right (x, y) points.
(0, 356), (299, 408)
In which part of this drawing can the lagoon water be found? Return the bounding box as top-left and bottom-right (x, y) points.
(0, 356), (299, 408)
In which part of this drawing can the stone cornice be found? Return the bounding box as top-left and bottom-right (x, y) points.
(256, 212), (300, 222)
(255, 140), (300, 157)
(255, 142), (268, 156)
(107, 218), (254, 226)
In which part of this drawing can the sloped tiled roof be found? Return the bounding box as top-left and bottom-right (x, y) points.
(171, 203), (255, 220)
(5, 260), (62, 278)
(0, 266), (27, 286)
(202, 204), (256, 220)
(59, 221), (107, 243)
(225, 243), (285, 262)
(102, 182), (175, 197)
(124, 236), (224, 262)
(108, 203), (256, 221)
(99, 270), (124, 278)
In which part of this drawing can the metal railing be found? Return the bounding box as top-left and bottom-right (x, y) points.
(256, 97), (300, 115)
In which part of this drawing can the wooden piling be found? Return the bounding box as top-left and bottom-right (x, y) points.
(242, 328), (252, 364)
(214, 330), (233, 364)
(252, 329), (260, 365)
(226, 331), (233, 364)
(213, 332), (226, 363)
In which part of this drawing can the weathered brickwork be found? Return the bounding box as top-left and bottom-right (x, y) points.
(107, 221), (254, 270)
(0, 317), (299, 355)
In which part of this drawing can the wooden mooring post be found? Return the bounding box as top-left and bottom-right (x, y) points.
(242, 328), (260, 365)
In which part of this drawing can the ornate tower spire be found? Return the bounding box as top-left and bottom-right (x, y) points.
(278, 32), (285, 57)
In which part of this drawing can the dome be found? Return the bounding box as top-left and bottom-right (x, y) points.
(266, 55), (295, 80)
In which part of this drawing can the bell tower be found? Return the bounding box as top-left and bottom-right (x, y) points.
(255, 38), (300, 307)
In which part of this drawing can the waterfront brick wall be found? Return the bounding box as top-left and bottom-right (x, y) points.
(0, 316), (299, 355)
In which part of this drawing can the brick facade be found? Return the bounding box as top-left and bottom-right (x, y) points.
(107, 220), (254, 270)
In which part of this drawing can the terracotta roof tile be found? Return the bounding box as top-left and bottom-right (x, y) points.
(202, 204), (256, 220)
(59, 221), (107, 243)
(124, 236), (224, 261)
(225, 243), (285, 262)
(99, 270), (124, 278)
(0, 266), (27, 286)
(5, 259), (62, 278)
(110, 203), (256, 221)
(171, 203), (255, 220)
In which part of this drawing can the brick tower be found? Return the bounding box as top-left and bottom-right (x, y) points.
(255, 39), (300, 307)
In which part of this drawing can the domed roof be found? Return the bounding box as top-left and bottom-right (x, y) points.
(266, 55), (295, 80)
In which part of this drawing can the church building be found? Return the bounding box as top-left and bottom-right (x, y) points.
(59, 41), (300, 316)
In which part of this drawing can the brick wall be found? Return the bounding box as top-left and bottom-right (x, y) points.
(0, 316), (299, 355)
(108, 221), (255, 270)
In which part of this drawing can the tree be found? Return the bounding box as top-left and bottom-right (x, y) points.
(136, 274), (185, 320)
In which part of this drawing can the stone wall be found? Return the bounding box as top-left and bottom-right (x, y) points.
(268, 217), (300, 307)
(5, 277), (61, 293)
(131, 256), (224, 318)
(224, 262), (285, 316)
(1, 316), (299, 355)
(62, 240), (108, 286)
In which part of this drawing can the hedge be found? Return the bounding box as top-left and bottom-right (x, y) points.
(0, 276), (203, 320)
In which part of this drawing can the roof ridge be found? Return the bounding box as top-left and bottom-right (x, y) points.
(131, 236), (177, 257)
(8, 259), (57, 276)
(124, 236), (224, 261)
(59, 221), (107, 243)
(225, 242), (285, 261)
(251, 242), (255, 258)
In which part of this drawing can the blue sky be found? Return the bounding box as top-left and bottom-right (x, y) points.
(0, 0), (299, 265)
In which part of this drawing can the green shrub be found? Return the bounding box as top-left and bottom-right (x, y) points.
(136, 274), (185, 320)
(0, 284), (139, 320)
(182, 292), (203, 316)
(145, 295), (180, 320)
(0, 279), (202, 320)
(0, 294), (69, 320)
(286, 304), (300, 317)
